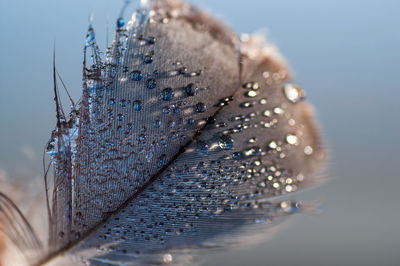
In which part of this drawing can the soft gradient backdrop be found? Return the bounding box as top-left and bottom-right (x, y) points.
(0, 0), (399, 265)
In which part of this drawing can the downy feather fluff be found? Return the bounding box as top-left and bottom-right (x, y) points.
(0, 0), (325, 265)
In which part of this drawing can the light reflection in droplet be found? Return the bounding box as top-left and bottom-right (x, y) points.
(304, 146), (313, 155)
(286, 134), (299, 146)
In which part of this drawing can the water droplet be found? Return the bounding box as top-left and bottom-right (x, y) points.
(263, 110), (271, 117)
(219, 135), (234, 150)
(133, 100), (143, 111)
(154, 120), (161, 128)
(162, 88), (174, 101)
(147, 36), (156, 45)
(304, 146), (313, 155)
(249, 137), (257, 143)
(147, 78), (157, 89)
(232, 152), (243, 160)
(144, 54), (153, 64)
(246, 90), (258, 98)
(119, 100), (127, 107)
(163, 254), (173, 263)
(185, 83), (198, 96)
(85, 27), (95, 47)
(196, 102), (207, 113)
(139, 134), (147, 143)
(273, 107), (285, 115)
(285, 185), (293, 192)
(179, 67), (188, 75)
(286, 134), (299, 146)
(131, 70), (143, 81)
(197, 141), (209, 153)
(244, 147), (261, 157)
(218, 97), (233, 107)
(116, 17), (125, 28)
(240, 102), (253, 108)
(283, 84), (303, 103)
(163, 106), (171, 114)
(243, 82), (259, 90)
(173, 106), (181, 114)
(168, 121), (176, 128)
(268, 141), (278, 150)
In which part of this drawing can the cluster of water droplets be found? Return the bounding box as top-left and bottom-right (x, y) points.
(74, 55), (320, 264)
(45, 1), (323, 264)
(60, 1), (249, 242)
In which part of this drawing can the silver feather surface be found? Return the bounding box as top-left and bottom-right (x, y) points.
(0, 0), (325, 265)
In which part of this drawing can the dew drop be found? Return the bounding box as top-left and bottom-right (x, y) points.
(179, 67), (188, 75)
(154, 120), (161, 128)
(286, 134), (299, 146)
(283, 84), (304, 103)
(304, 146), (313, 155)
(144, 54), (153, 64)
(168, 121), (176, 128)
(147, 78), (157, 89)
(162, 88), (174, 101)
(185, 83), (198, 97)
(243, 82), (260, 90)
(131, 70), (143, 81)
(249, 137), (257, 143)
(285, 185), (294, 192)
(163, 254), (173, 263)
(232, 152), (243, 160)
(244, 147), (261, 157)
(246, 90), (258, 98)
(196, 102), (207, 113)
(116, 17), (125, 28)
(147, 36), (156, 45)
(268, 141), (278, 150)
(273, 107), (285, 115)
(198, 141), (209, 153)
(133, 100), (143, 111)
(263, 110), (271, 117)
(219, 135), (234, 150)
(240, 102), (253, 108)
(85, 27), (95, 47)
(163, 106), (171, 114)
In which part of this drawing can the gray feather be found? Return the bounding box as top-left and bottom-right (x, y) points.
(0, 0), (325, 265)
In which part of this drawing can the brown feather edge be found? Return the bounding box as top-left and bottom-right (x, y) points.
(153, 0), (238, 48)
(240, 34), (327, 189)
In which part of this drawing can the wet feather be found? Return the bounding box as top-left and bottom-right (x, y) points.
(0, 0), (325, 265)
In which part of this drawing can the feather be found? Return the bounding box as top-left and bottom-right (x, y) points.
(0, 0), (325, 265)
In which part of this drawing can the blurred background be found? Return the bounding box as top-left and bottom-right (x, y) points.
(0, 0), (399, 265)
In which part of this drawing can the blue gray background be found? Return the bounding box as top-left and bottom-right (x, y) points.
(0, 0), (399, 265)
